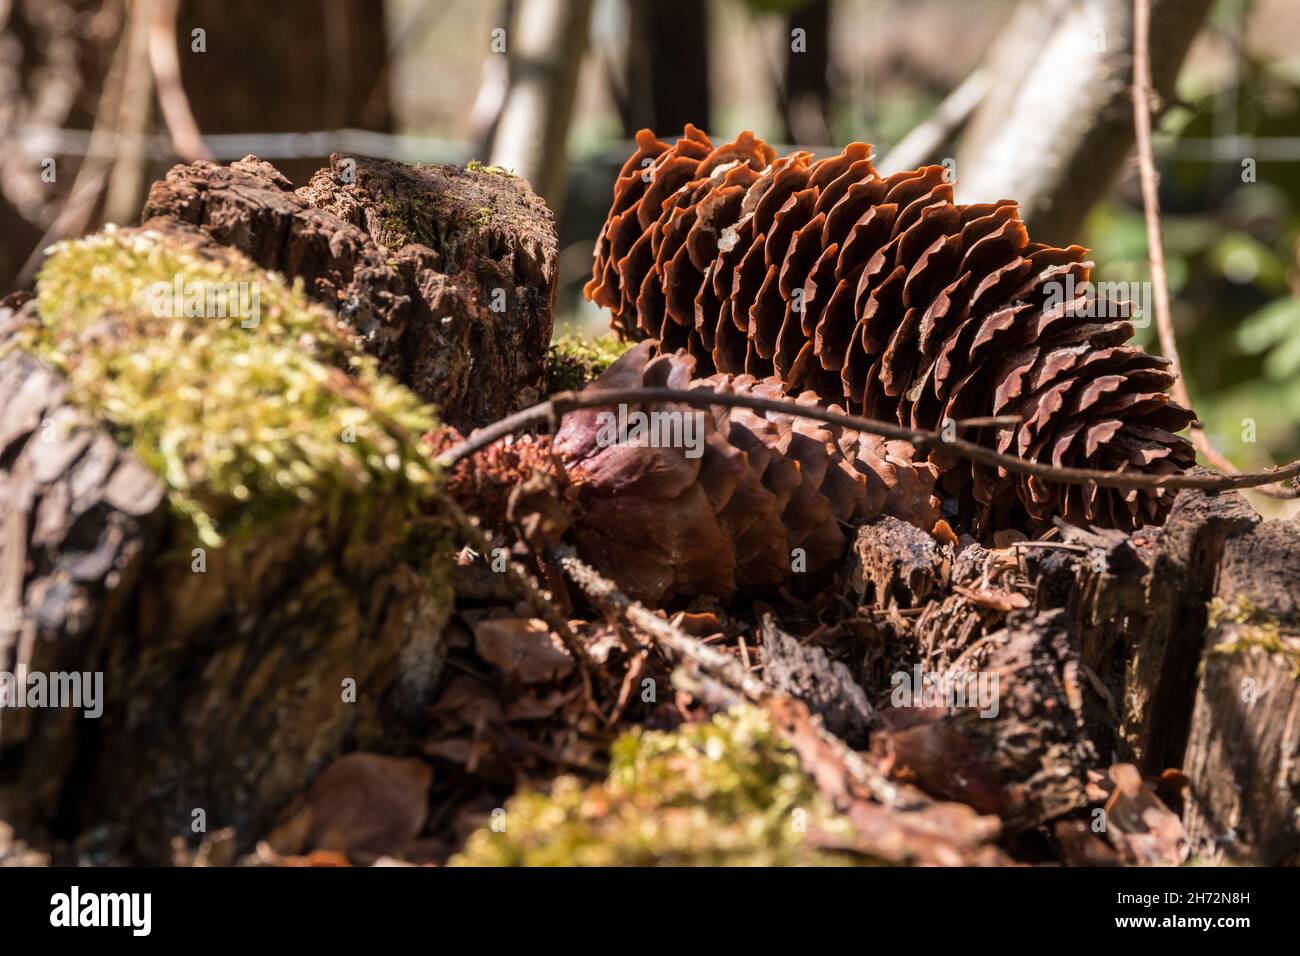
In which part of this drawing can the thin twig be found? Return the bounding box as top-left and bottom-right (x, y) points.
(549, 543), (768, 700)
(437, 385), (1300, 494)
(548, 544), (911, 809)
(1008, 540), (1091, 553)
(1132, 0), (1297, 499)
(442, 495), (597, 705)
(147, 0), (213, 162)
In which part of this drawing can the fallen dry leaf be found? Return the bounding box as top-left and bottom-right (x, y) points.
(763, 695), (1006, 865)
(953, 584), (1031, 612)
(275, 849), (354, 868)
(474, 617), (575, 684)
(992, 529), (1028, 549)
(1053, 819), (1122, 867)
(1101, 763), (1188, 865)
(427, 674), (503, 727)
(423, 737), (486, 766)
(670, 610), (724, 637)
(931, 519), (959, 548)
(504, 687), (579, 721)
(305, 753), (433, 861)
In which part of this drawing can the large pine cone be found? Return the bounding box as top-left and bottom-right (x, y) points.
(586, 126), (1197, 530)
(445, 341), (939, 606)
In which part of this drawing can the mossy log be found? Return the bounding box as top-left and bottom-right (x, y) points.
(453, 706), (863, 866)
(0, 149), (557, 863)
(141, 153), (557, 429)
(0, 215), (459, 862)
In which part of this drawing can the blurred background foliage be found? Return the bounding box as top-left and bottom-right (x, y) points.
(1086, 3), (1300, 499)
(1, 0), (1296, 512)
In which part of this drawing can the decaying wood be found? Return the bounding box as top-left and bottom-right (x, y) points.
(141, 152), (557, 428)
(552, 543), (1009, 865)
(846, 517), (951, 610)
(974, 484), (1265, 771)
(0, 320), (451, 860)
(0, 344), (166, 822)
(1120, 487), (1259, 770)
(760, 614), (875, 746)
(0, 147), (564, 861)
(834, 485), (1297, 854)
(877, 610), (1096, 831)
(1182, 515), (1300, 865)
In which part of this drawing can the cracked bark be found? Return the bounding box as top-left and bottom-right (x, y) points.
(142, 153), (557, 428)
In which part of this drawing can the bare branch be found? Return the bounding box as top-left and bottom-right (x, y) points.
(549, 543), (910, 809)
(435, 385), (1300, 495)
(1132, 0), (1297, 499)
(147, 0), (214, 162)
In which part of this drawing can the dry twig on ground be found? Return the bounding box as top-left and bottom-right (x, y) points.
(438, 385), (1300, 495)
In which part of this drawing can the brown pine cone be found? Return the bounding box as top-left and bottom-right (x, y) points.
(586, 127), (1197, 531)
(550, 341), (939, 606)
(438, 341), (939, 606)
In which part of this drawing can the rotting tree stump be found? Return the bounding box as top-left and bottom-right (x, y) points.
(1182, 514), (1300, 865)
(0, 345), (167, 821)
(142, 153), (557, 429)
(0, 152), (559, 863)
(819, 488), (1300, 861)
(0, 259), (447, 862)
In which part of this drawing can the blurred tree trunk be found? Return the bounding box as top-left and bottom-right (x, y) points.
(781, 0), (831, 145)
(469, 0), (517, 159)
(490, 0), (593, 214)
(0, 0), (123, 292)
(955, 0), (1213, 246)
(0, 201), (43, 296)
(101, 1), (154, 225)
(624, 0), (711, 136)
(0, 0), (393, 292)
(176, 0), (392, 187)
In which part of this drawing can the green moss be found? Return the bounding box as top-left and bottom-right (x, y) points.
(378, 196), (440, 251)
(25, 226), (440, 548)
(544, 332), (631, 395)
(465, 160), (513, 176)
(379, 195), (490, 250)
(452, 705), (860, 866)
(1204, 595), (1300, 678)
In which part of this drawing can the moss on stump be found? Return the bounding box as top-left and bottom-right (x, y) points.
(544, 332), (631, 396)
(453, 706), (859, 866)
(0, 223), (454, 862)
